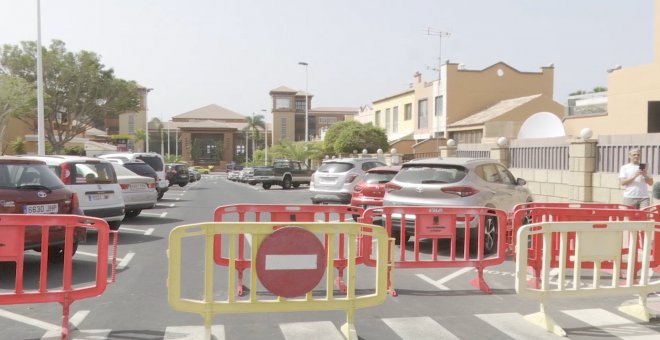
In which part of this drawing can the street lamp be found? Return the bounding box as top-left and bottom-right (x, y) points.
(298, 62), (309, 142)
(145, 88), (153, 152)
(261, 109), (269, 165)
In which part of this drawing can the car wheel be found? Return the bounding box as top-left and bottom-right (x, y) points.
(262, 183), (271, 190)
(249, 181), (256, 186)
(157, 192), (164, 200)
(48, 241), (78, 263)
(282, 176), (292, 190)
(125, 209), (141, 218)
(179, 183), (186, 187)
(293, 183), (300, 188)
(471, 215), (498, 254)
(108, 221), (121, 231)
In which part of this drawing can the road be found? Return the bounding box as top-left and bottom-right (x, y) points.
(1, 174), (659, 339)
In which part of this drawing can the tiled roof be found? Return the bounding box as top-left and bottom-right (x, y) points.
(270, 85), (298, 93)
(163, 120), (248, 130)
(172, 104), (245, 120)
(311, 107), (359, 114)
(448, 94), (542, 127)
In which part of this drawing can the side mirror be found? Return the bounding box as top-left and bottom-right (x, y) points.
(516, 178), (527, 186)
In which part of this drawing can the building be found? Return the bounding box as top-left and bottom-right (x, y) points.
(269, 86), (359, 142)
(370, 63), (564, 154)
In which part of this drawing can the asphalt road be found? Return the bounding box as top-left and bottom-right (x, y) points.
(1, 174), (659, 340)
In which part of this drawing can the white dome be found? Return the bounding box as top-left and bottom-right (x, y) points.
(517, 112), (565, 139)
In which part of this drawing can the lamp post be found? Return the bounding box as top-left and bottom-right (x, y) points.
(36, 0), (45, 155)
(144, 88), (153, 152)
(261, 109), (269, 165)
(298, 62), (309, 142)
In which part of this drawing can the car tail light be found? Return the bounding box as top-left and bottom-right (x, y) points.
(148, 183), (155, 189)
(353, 181), (365, 192)
(385, 182), (402, 193)
(60, 163), (72, 184)
(120, 183), (130, 190)
(345, 173), (359, 183)
(441, 186), (479, 197)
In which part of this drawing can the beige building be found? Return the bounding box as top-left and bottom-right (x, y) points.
(370, 63), (564, 154)
(269, 86), (358, 142)
(563, 0), (660, 137)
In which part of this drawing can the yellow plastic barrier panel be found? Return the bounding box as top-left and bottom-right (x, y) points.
(167, 222), (391, 340)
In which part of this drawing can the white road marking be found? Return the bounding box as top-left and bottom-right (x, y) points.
(164, 325), (225, 340)
(140, 211), (168, 218)
(476, 312), (564, 339)
(119, 226), (150, 234)
(0, 308), (59, 331)
(144, 228), (154, 235)
(382, 317), (459, 340)
(416, 267), (474, 290)
(169, 203), (175, 207)
(279, 321), (344, 340)
(117, 252), (135, 269)
(563, 309), (659, 340)
(42, 329), (111, 340)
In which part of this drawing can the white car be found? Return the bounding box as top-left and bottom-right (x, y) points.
(22, 155), (125, 230)
(112, 164), (157, 218)
(98, 152), (169, 200)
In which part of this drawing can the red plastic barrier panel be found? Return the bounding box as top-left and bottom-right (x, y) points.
(212, 204), (364, 296)
(360, 206), (509, 295)
(0, 214), (117, 340)
(510, 207), (659, 288)
(507, 202), (636, 255)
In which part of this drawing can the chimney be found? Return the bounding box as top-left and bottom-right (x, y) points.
(414, 71), (422, 84)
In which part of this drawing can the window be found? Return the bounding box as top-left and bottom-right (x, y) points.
(319, 117), (337, 125)
(417, 99), (428, 129)
(296, 99), (306, 111)
(280, 117), (287, 139)
(392, 106), (398, 133)
(404, 103), (412, 120)
(375, 110), (381, 127)
(128, 115), (135, 133)
(435, 96), (444, 116)
(275, 97), (291, 109)
(385, 108), (391, 132)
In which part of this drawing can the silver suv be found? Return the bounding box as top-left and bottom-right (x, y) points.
(383, 157), (533, 252)
(309, 158), (386, 204)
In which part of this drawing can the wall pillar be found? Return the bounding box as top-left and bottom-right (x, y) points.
(568, 138), (597, 202)
(438, 145), (457, 158)
(490, 146), (510, 168)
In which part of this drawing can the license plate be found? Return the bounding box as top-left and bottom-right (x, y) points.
(23, 203), (58, 214)
(88, 193), (110, 201)
(129, 183), (148, 190)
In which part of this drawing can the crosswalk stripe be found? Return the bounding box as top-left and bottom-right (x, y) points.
(476, 312), (564, 339)
(164, 325), (225, 340)
(382, 316), (459, 340)
(279, 321), (344, 340)
(563, 309), (658, 340)
(41, 329), (111, 340)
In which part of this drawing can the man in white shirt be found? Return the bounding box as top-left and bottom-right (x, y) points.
(619, 149), (654, 208)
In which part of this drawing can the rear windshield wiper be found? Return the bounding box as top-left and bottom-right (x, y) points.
(16, 184), (53, 192)
(420, 180), (448, 184)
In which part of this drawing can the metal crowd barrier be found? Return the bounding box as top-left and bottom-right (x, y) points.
(360, 206), (509, 294)
(0, 214), (118, 340)
(212, 204), (364, 295)
(515, 220), (660, 336)
(168, 221), (389, 340)
(510, 207), (659, 287)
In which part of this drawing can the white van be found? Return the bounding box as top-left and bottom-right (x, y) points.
(98, 152), (169, 199)
(22, 155), (126, 230)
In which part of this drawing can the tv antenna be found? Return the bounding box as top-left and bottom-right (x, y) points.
(426, 27), (450, 81)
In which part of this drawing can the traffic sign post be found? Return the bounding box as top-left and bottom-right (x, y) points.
(255, 226), (326, 298)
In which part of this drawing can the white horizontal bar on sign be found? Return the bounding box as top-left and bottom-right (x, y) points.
(266, 255), (317, 270)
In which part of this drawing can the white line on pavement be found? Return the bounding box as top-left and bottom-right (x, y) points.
(118, 252), (135, 269)
(144, 228), (154, 235)
(120, 227), (150, 234)
(0, 308), (60, 331)
(164, 325), (225, 340)
(416, 267), (474, 290)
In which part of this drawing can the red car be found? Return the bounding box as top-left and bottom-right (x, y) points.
(350, 165), (401, 209)
(0, 157), (86, 262)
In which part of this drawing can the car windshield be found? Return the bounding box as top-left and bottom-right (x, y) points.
(318, 162), (353, 173)
(0, 163), (65, 189)
(364, 172), (397, 184)
(136, 155), (164, 172)
(124, 163), (157, 178)
(396, 165), (467, 184)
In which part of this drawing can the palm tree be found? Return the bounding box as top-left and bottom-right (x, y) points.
(148, 117), (164, 153)
(244, 113), (265, 161)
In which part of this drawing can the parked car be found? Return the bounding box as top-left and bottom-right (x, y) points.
(350, 165), (401, 209)
(193, 165), (211, 174)
(383, 157), (533, 253)
(227, 170), (240, 181)
(121, 161), (160, 192)
(0, 156), (87, 261)
(238, 167), (255, 184)
(20, 155), (125, 231)
(309, 158), (386, 204)
(98, 152), (169, 200)
(165, 163), (189, 187)
(253, 160), (314, 190)
(188, 167), (201, 182)
(111, 164), (157, 218)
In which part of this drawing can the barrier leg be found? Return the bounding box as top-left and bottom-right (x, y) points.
(387, 237), (397, 297)
(523, 301), (566, 337)
(334, 234), (347, 293)
(340, 308), (358, 340)
(60, 299), (71, 340)
(203, 312), (213, 340)
(468, 265), (492, 294)
(618, 294), (656, 322)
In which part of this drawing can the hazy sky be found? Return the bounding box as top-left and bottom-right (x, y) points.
(0, 0), (654, 123)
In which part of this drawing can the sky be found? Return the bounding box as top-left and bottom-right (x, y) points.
(0, 0), (654, 123)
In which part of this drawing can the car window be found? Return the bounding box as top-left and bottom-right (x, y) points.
(364, 172), (397, 184)
(113, 164), (139, 176)
(124, 163), (157, 178)
(318, 162), (353, 173)
(396, 165), (466, 184)
(136, 155), (164, 172)
(362, 161), (386, 171)
(73, 162), (117, 184)
(0, 163), (65, 189)
(479, 164), (501, 183)
(496, 165), (516, 185)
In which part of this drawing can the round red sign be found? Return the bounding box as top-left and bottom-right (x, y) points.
(255, 226), (326, 298)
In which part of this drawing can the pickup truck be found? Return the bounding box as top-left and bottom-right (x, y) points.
(252, 160), (314, 190)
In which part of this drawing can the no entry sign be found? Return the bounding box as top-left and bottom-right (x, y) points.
(255, 226), (326, 298)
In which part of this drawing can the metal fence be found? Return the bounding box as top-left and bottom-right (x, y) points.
(597, 144), (659, 175)
(509, 145), (569, 171)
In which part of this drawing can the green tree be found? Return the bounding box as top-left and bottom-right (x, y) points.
(569, 90), (586, 96)
(269, 140), (323, 163)
(134, 128), (145, 150)
(9, 136), (26, 154)
(325, 121), (389, 155)
(593, 86), (607, 93)
(0, 40), (140, 153)
(244, 113), (265, 161)
(323, 120), (363, 155)
(0, 74), (34, 153)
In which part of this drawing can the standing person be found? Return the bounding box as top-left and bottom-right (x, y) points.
(619, 149), (654, 208)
